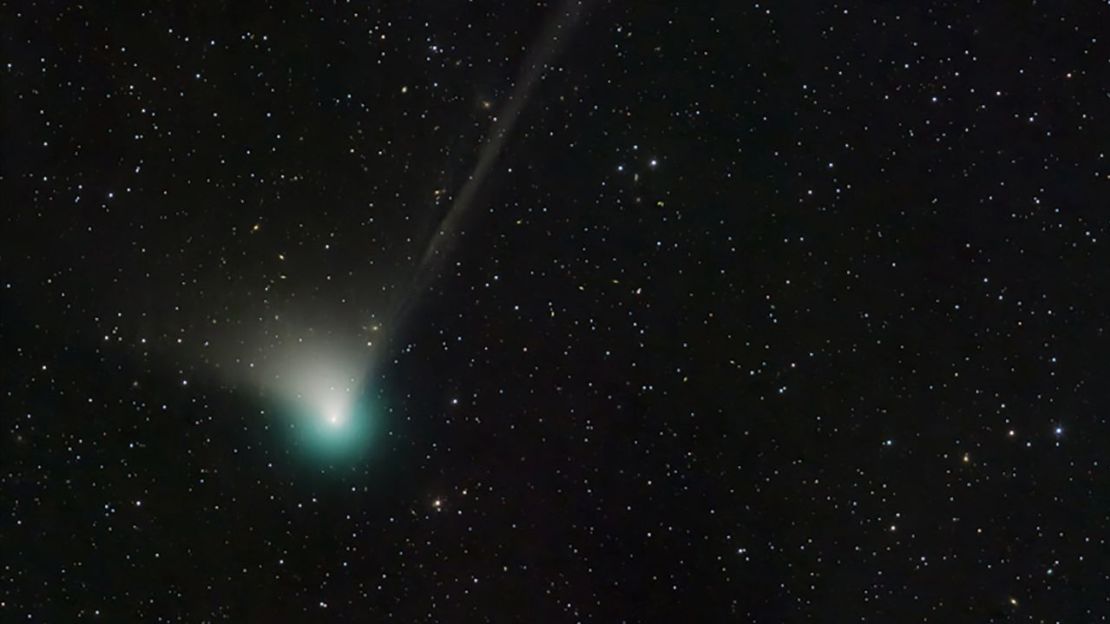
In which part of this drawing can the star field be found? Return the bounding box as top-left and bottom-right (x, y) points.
(2, 1), (1110, 621)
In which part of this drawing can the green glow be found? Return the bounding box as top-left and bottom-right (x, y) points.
(286, 390), (376, 462)
(253, 340), (382, 467)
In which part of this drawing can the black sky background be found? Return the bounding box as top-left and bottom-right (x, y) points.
(3, 0), (1109, 621)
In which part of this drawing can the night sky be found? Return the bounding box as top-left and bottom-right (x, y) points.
(3, 1), (1109, 621)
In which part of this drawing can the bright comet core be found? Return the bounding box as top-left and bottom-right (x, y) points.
(257, 340), (378, 464)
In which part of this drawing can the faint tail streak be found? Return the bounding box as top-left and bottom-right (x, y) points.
(390, 0), (588, 324)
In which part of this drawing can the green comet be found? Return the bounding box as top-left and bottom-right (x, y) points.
(257, 345), (380, 466)
(285, 389), (376, 463)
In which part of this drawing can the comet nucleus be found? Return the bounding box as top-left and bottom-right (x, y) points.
(259, 341), (378, 464)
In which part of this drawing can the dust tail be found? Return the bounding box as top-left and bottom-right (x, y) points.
(386, 0), (590, 333)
